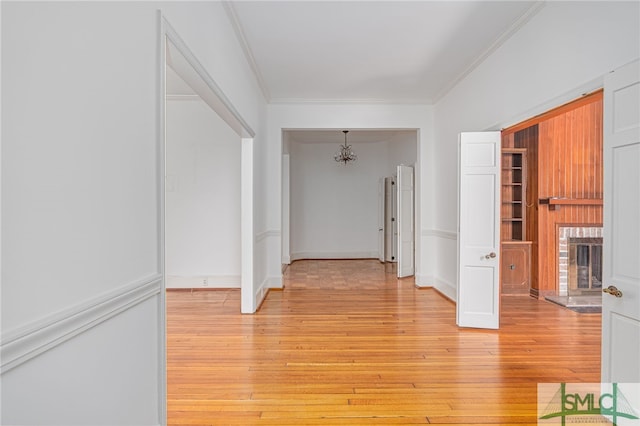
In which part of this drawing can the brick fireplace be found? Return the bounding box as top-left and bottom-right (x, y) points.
(558, 226), (603, 296)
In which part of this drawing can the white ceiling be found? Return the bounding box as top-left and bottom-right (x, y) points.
(228, 0), (541, 104)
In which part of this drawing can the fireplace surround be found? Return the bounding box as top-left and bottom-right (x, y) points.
(558, 226), (603, 296)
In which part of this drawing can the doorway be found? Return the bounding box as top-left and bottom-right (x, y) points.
(281, 129), (418, 275)
(160, 17), (256, 314)
(500, 90), (604, 311)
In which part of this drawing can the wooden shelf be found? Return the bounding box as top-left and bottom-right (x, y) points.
(502, 148), (527, 241)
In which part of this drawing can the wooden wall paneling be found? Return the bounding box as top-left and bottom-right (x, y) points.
(534, 96), (603, 296)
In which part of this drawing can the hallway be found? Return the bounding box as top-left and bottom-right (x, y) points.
(166, 259), (601, 425)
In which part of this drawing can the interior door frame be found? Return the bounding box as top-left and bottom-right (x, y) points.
(158, 11), (256, 423)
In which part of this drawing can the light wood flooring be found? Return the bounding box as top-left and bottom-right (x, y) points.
(166, 259), (601, 425)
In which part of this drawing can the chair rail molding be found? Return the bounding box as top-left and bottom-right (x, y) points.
(0, 274), (162, 373)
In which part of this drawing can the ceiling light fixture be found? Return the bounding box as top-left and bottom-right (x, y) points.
(334, 130), (357, 164)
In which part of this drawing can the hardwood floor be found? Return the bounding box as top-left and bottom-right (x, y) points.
(166, 259), (601, 425)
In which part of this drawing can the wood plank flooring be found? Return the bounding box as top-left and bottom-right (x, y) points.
(166, 259), (601, 425)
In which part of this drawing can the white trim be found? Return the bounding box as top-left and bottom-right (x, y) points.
(163, 18), (255, 138)
(157, 11), (167, 425)
(0, 274), (162, 374)
(255, 276), (283, 310)
(421, 229), (457, 240)
(290, 251), (379, 261)
(223, 1), (271, 103)
(433, 277), (457, 302)
(496, 77), (604, 131)
(255, 229), (281, 243)
(414, 274), (434, 288)
(166, 275), (241, 289)
(241, 137), (255, 314)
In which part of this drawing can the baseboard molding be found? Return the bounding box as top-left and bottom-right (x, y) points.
(166, 275), (240, 289)
(255, 275), (283, 310)
(1, 274), (162, 373)
(290, 251), (378, 261)
(433, 277), (457, 302)
(414, 274), (434, 288)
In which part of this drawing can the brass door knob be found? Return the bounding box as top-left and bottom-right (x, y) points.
(485, 252), (497, 259)
(603, 285), (623, 298)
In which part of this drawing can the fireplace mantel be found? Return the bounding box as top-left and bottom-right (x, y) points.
(540, 198), (603, 211)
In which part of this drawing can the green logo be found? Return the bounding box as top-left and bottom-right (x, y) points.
(539, 383), (639, 425)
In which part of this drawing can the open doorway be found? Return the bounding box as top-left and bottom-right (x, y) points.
(499, 90), (604, 312)
(281, 129), (418, 277)
(160, 17), (257, 311)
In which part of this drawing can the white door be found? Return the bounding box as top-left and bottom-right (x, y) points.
(602, 60), (640, 419)
(385, 177), (397, 262)
(457, 132), (501, 329)
(397, 165), (414, 278)
(378, 178), (385, 263)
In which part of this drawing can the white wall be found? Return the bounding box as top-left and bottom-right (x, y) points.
(1, 2), (267, 424)
(289, 133), (417, 260)
(432, 1), (640, 299)
(268, 104), (433, 284)
(165, 99), (241, 288)
(386, 132), (418, 176)
(290, 140), (387, 259)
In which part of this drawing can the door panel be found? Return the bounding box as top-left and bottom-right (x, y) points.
(457, 132), (501, 329)
(602, 59), (640, 405)
(385, 177), (397, 262)
(397, 165), (414, 278)
(378, 178), (385, 263)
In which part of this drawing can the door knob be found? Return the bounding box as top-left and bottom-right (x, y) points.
(603, 285), (623, 298)
(485, 252), (497, 259)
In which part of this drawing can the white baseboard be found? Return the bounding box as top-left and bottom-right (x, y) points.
(433, 277), (457, 302)
(166, 275), (240, 289)
(414, 274), (434, 288)
(290, 251), (378, 261)
(256, 275), (283, 309)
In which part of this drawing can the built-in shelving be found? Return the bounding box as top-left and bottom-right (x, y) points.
(501, 148), (527, 241)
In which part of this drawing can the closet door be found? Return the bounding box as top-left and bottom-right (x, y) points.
(378, 178), (385, 263)
(457, 132), (501, 329)
(397, 165), (414, 277)
(384, 177), (397, 262)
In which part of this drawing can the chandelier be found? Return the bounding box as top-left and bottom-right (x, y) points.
(334, 130), (357, 164)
